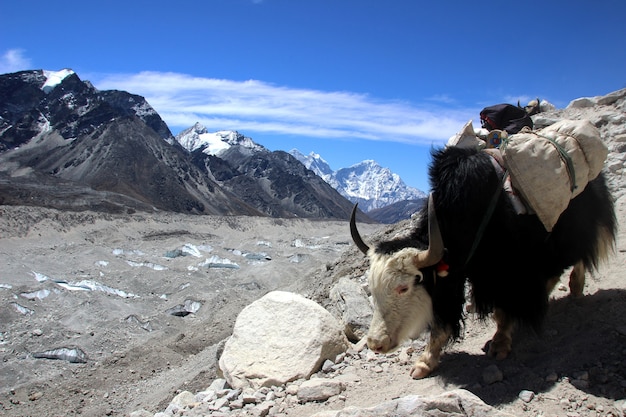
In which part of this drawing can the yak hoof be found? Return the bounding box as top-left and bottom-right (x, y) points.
(487, 338), (512, 360)
(409, 361), (433, 379)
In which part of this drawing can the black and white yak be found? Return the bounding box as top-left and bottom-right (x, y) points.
(350, 146), (616, 379)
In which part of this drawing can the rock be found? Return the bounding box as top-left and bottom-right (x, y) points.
(297, 379), (345, 403)
(251, 401), (274, 417)
(194, 389), (216, 403)
(209, 397), (228, 410)
(219, 291), (349, 389)
(518, 390), (535, 403)
(328, 276), (373, 342)
(168, 390), (195, 410)
(224, 388), (242, 401)
(597, 88), (626, 106)
(230, 398), (244, 409)
(321, 359), (335, 373)
(568, 97), (596, 109)
(129, 410), (152, 417)
(533, 115), (561, 129)
(482, 364), (504, 385)
(309, 389), (516, 416)
(285, 384), (299, 396)
(28, 391), (43, 401)
(242, 391), (258, 404)
(208, 378), (228, 391)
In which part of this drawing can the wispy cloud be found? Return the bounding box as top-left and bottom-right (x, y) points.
(94, 71), (473, 144)
(0, 49), (32, 73)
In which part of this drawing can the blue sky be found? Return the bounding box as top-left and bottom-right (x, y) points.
(1, 0), (624, 192)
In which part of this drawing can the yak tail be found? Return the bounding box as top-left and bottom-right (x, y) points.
(585, 175), (618, 272)
(591, 221), (617, 270)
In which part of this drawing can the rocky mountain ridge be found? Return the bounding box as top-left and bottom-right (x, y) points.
(0, 70), (359, 220)
(174, 123), (357, 219)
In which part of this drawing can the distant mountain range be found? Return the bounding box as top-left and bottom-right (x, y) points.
(289, 150), (426, 214)
(0, 69), (425, 222)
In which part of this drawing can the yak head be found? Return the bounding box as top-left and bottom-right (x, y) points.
(350, 194), (444, 353)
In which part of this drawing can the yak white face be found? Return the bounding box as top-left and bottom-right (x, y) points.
(366, 247), (434, 353)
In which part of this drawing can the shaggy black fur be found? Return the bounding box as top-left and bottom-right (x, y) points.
(376, 146), (617, 340)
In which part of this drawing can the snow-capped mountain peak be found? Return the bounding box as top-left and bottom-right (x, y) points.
(289, 149), (334, 179)
(176, 124), (266, 156)
(290, 149), (426, 212)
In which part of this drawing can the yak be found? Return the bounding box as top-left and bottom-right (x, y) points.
(350, 145), (616, 379)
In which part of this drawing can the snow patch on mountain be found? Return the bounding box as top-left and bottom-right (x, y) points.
(290, 150), (426, 212)
(176, 123), (266, 156)
(41, 69), (74, 93)
(126, 96), (158, 118)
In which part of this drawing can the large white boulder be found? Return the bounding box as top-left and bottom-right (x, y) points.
(219, 291), (349, 389)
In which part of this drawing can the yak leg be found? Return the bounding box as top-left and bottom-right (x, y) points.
(568, 261), (585, 297)
(410, 324), (451, 379)
(488, 308), (514, 360)
(545, 261), (585, 297)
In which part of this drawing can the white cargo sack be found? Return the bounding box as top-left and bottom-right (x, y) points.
(446, 120), (486, 148)
(502, 120), (607, 231)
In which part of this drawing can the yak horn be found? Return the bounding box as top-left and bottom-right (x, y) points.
(350, 203), (370, 255)
(413, 193), (445, 268)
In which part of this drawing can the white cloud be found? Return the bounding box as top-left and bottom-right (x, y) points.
(94, 71), (473, 144)
(0, 49), (32, 74)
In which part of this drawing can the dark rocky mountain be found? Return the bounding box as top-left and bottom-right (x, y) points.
(0, 69), (361, 219)
(175, 125), (360, 219)
(211, 146), (354, 218)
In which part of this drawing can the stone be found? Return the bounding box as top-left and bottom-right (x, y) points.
(568, 97), (596, 109)
(219, 291), (349, 389)
(297, 379), (345, 402)
(195, 389), (216, 402)
(321, 359), (335, 373)
(209, 397), (229, 410)
(309, 389), (516, 416)
(208, 378), (228, 391)
(242, 393), (258, 404)
(169, 390), (195, 408)
(129, 410), (152, 417)
(518, 390), (535, 403)
(328, 276), (373, 342)
(230, 399), (244, 409)
(251, 401), (274, 417)
(224, 388), (241, 401)
(285, 384), (299, 396)
(597, 88), (626, 105)
(482, 364), (504, 385)
(28, 391), (43, 401)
